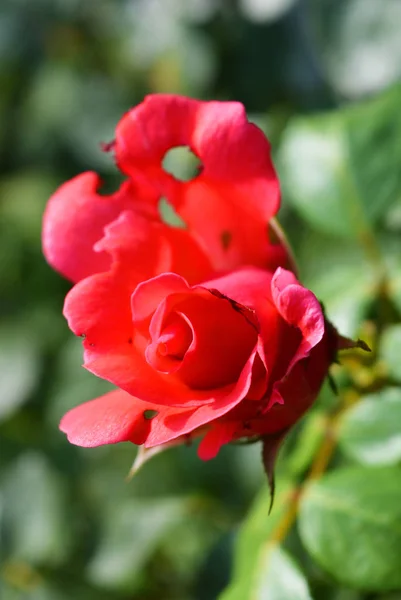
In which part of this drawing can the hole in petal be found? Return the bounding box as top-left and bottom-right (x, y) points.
(221, 230), (232, 250)
(158, 196), (187, 229)
(162, 146), (201, 182)
(144, 410), (158, 420)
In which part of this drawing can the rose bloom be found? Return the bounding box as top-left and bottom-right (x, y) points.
(42, 95), (349, 476)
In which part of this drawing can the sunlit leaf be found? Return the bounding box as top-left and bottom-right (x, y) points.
(297, 235), (375, 336)
(2, 453), (72, 566)
(380, 326), (401, 383)
(338, 388), (401, 465)
(240, 0), (297, 22)
(299, 466), (401, 590)
(252, 547), (312, 600)
(219, 479), (297, 600)
(278, 85), (401, 239)
(86, 497), (189, 592)
(0, 324), (40, 422)
(308, 0), (401, 97)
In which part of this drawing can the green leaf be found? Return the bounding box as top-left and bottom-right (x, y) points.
(308, 0), (401, 98)
(2, 453), (72, 566)
(380, 325), (401, 383)
(299, 466), (401, 590)
(240, 0), (297, 22)
(278, 85), (401, 239)
(297, 235), (375, 336)
(219, 479), (298, 600)
(338, 388), (401, 465)
(252, 547), (313, 600)
(383, 235), (401, 313)
(0, 323), (41, 422)
(86, 497), (188, 592)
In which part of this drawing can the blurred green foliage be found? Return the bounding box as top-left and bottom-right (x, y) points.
(1, 1), (401, 599)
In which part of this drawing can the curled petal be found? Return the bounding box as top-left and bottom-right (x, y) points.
(131, 272), (190, 324)
(204, 266), (282, 373)
(152, 347), (258, 440)
(256, 267), (331, 432)
(197, 422), (238, 461)
(271, 267), (325, 366)
(208, 268), (332, 443)
(42, 172), (157, 283)
(59, 390), (152, 447)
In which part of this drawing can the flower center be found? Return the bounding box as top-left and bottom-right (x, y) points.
(156, 317), (192, 360)
(145, 313), (193, 374)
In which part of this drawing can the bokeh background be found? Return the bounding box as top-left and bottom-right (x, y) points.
(1, 1), (401, 599)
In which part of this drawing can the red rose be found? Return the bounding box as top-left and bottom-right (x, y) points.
(42, 94), (343, 470)
(60, 263), (333, 462)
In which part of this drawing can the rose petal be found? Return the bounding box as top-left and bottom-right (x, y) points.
(59, 389), (152, 447)
(145, 344), (258, 444)
(204, 266), (282, 373)
(114, 94), (284, 272)
(115, 95), (278, 214)
(60, 378), (262, 452)
(170, 293), (258, 389)
(197, 422), (238, 460)
(59, 389), (203, 449)
(271, 267), (325, 367)
(42, 172), (157, 283)
(97, 211), (213, 286)
(248, 267), (330, 432)
(203, 268), (331, 442)
(131, 272), (190, 324)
